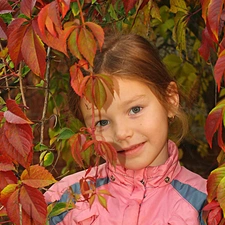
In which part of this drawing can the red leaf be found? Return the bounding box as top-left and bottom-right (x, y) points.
(85, 22), (104, 49)
(0, 17), (7, 39)
(95, 141), (117, 166)
(21, 165), (56, 188)
(200, 0), (210, 22)
(0, 155), (15, 172)
(198, 26), (215, 61)
(207, 0), (223, 42)
(0, 171), (17, 192)
(33, 17), (73, 56)
(57, 0), (70, 18)
(19, 184), (47, 225)
(208, 207), (223, 225)
(7, 18), (28, 67)
(22, 22), (46, 78)
(20, 0), (37, 18)
(2, 184), (47, 225)
(0, 0), (13, 14)
(78, 27), (97, 66)
(1, 122), (33, 168)
(214, 49), (225, 91)
(122, 0), (137, 14)
(79, 178), (90, 200)
(5, 99), (33, 124)
(205, 107), (223, 148)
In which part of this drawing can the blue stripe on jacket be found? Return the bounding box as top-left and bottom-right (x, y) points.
(171, 180), (207, 225)
(49, 177), (110, 225)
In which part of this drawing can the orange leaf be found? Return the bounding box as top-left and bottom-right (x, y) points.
(69, 133), (86, 167)
(85, 22), (104, 49)
(1, 122), (33, 168)
(78, 27), (97, 66)
(45, 16), (58, 38)
(7, 18), (28, 67)
(0, 171), (17, 192)
(37, 1), (61, 36)
(207, 0), (223, 42)
(0, 183), (18, 206)
(5, 99), (33, 124)
(68, 28), (82, 59)
(57, 0), (70, 18)
(21, 165), (56, 188)
(70, 63), (90, 96)
(201, 0), (210, 23)
(22, 22), (46, 78)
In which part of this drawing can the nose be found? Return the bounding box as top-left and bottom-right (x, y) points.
(114, 120), (133, 143)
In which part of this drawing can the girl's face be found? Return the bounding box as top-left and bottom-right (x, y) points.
(80, 77), (179, 170)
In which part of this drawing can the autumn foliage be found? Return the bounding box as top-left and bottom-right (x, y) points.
(0, 0), (225, 224)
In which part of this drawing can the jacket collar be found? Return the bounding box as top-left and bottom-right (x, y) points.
(107, 140), (181, 188)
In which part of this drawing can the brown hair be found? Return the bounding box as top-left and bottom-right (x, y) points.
(68, 33), (188, 142)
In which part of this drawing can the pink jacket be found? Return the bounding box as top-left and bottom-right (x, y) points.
(45, 140), (207, 225)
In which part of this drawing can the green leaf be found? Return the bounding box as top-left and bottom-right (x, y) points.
(71, 2), (80, 17)
(57, 127), (75, 140)
(97, 194), (107, 210)
(40, 151), (54, 167)
(170, 0), (188, 13)
(207, 164), (225, 202)
(217, 175), (225, 215)
(34, 143), (49, 152)
(48, 202), (73, 218)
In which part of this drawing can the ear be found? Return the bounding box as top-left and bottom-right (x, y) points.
(166, 82), (179, 118)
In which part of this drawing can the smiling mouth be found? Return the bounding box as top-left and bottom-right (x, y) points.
(117, 142), (145, 155)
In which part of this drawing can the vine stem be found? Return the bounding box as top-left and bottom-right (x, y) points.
(40, 47), (51, 144)
(77, 0), (85, 26)
(19, 62), (27, 107)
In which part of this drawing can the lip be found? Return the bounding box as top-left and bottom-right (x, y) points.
(117, 142), (146, 156)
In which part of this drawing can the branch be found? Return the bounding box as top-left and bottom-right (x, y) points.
(19, 62), (27, 107)
(40, 47), (51, 144)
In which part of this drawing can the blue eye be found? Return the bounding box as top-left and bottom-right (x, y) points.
(95, 120), (109, 127)
(130, 106), (142, 115)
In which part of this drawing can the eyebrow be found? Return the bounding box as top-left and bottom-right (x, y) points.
(121, 94), (146, 105)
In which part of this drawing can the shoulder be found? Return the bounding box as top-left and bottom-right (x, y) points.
(174, 166), (207, 194)
(44, 163), (108, 204)
(171, 166), (207, 221)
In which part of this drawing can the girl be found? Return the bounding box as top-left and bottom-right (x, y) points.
(44, 34), (207, 225)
